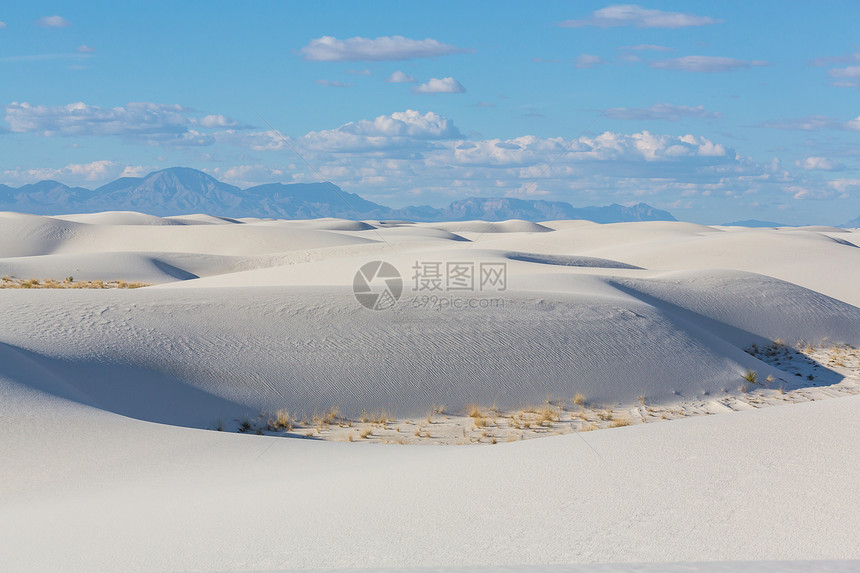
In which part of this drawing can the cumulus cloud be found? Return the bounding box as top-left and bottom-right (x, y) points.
(559, 5), (720, 29)
(315, 79), (354, 87)
(199, 109), (841, 215)
(3, 101), (248, 144)
(575, 54), (606, 69)
(2, 161), (145, 186)
(387, 70), (416, 83)
(809, 52), (860, 87)
(603, 103), (720, 121)
(0, 21), (6, 29)
(347, 69), (371, 75)
(36, 15), (70, 28)
(301, 36), (464, 62)
(810, 52), (860, 67)
(828, 65), (860, 87)
(828, 65), (860, 78)
(300, 109), (462, 152)
(828, 179), (860, 194)
(650, 56), (769, 72)
(197, 114), (246, 128)
(412, 77), (466, 94)
(206, 164), (290, 187)
(215, 130), (285, 151)
(77, 44), (95, 53)
(796, 157), (845, 171)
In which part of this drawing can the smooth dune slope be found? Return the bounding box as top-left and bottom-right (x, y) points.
(1, 367), (859, 572)
(2, 211), (859, 572)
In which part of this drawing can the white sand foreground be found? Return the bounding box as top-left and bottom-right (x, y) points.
(1, 211), (859, 571)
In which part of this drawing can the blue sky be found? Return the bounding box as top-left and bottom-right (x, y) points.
(1, 1), (859, 224)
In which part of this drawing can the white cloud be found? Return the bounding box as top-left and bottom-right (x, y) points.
(36, 15), (70, 28)
(347, 69), (371, 75)
(206, 164), (289, 187)
(650, 56), (769, 72)
(603, 103), (720, 121)
(3, 101), (247, 144)
(387, 70), (416, 83)
(828, 65), (860, 78)
(787, 185), (838, 200)
(559, 5), (720, 29)
(810, 52), (860, 87)
(828, 179), (860, 193)
(77, 44), (95, 53)
(215, 130), (285, 151)
(301, 36), (464, 62)
(300, 109), (462, 152)
(201, 110), (844, 215)
(197, 114), (243, 128)
(758, 115), (860, 131)
(796, 157), (845, 171)
(412, 77), (466, 94)
(575, 54), (606, 69)
(810, 52), (860, 67)
(827, 65), (860, 88)
(2, 161), (145, 186)
(0, 21), (6, 29)
(315, 79), (354, 87)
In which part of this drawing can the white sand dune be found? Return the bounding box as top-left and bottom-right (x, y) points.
(424, 219), (554, 234)
(1, 365), (858, 571)
(1, 211), (858, 571)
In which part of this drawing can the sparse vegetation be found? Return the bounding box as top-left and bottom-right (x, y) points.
(0, 276), (148, 289)
(205, 339), (859, 446)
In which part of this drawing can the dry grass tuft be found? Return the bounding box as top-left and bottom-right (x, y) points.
(269, 409), (293, 431)
(467, 404), (483, 418)
(537, 407), (559, 427)
(0, 276), (149, 289)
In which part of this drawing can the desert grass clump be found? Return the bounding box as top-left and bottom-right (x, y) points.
(359, 428), (373, 439)
(609, 416), (631, 428)
(312, 405), (341, 428)
(573, 392), (586, 406)
(742, 369), (758, 390)
(269, 409), (292, 431)
(537, 407), (559, 427)
(360, 409), (391, 426)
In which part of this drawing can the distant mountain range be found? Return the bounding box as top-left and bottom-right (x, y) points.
(721, 219), (790, 228)
(0, 167), (682, 223)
